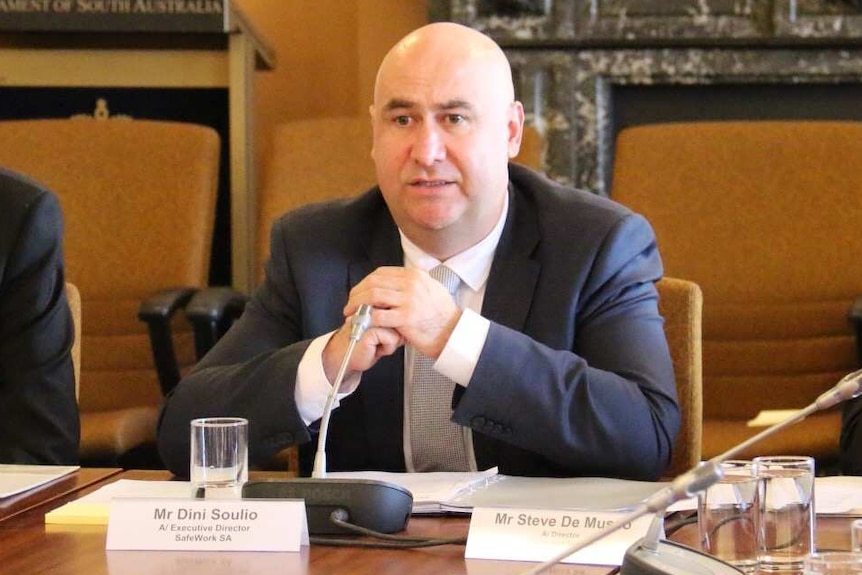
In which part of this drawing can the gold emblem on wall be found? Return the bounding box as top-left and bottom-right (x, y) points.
(71, 98), (133, 121)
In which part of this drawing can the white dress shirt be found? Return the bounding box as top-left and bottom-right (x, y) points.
(294, 194), (508, 431)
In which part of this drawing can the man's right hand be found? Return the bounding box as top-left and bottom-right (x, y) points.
(320, 311), (403, 385)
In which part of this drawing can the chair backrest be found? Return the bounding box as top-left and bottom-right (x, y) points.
(66, 282), (81, 399)
(256, 116), (546, 282)
(0, 117), (220, 461)
(256, 117), (377, 279)
(612, 121), (862, 462)
(656, 277), (703, 478)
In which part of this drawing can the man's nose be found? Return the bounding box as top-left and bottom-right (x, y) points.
(410, 124), (446, 166)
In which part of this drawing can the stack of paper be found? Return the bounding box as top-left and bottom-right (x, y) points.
(0, 464), (78, 498)
(45, 479), (191, 525)
(327, 467), (500, 514)
(328, 468), (668, 515)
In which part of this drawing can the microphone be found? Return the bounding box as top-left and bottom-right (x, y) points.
(519, 461), (727, 575)
(620, 367), (862, 575)
(242, 304), (414, 535)
(518, 368), (862, 575)
(313, 304), (373, 478)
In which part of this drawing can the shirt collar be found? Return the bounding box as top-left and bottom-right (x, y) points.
(399, 191), (509, 292)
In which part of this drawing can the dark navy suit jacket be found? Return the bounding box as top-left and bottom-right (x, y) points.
(0, 168), (79, 464)
(158, 164), (680, 480)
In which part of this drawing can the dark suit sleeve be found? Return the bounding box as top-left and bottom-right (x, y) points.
(0, 191), (79, 464)
(841, 396), (862, 474)
(157, 217), (316, 477)
(452, 213), (679, 480)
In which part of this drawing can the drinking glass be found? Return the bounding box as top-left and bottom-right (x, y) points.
(804, 552), (862, 574)
(698, 460), (759, 573)
(190, 417), (248, 499)
(851, 519), (862, 553)
(754, 455), (815, 572)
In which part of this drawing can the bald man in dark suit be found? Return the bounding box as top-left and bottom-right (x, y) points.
(158, 23), (679, 480)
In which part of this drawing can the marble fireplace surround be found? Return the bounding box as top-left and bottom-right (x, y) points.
(428, 0), (862, 195)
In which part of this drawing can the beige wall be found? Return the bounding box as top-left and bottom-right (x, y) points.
(232, 0), (427, 169)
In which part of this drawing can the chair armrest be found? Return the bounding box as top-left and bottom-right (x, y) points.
(185, 287), (250, 361)
(850, 295), (862, 367)
(138, 287), (197, 396)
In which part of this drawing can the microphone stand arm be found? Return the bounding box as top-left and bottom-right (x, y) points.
(519, 462), (724, 575)
(713, 367), (862, 464)
(312, 304), (373, 479)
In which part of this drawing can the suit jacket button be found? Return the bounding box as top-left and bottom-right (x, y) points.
(472, 416), (486, 429)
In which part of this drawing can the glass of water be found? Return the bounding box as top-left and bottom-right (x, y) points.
(804, 552), (862, 574)
(698, 460), (759, 573)
(852, 519), (862, 552)
(754, 455), (815, 572)
(190, 417), (248, 499)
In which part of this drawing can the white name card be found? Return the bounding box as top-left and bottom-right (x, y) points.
(106, 498), (308, 552)
(465, 507), (652, 566)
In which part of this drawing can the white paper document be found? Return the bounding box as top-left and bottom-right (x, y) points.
(326, 467), (500, 514)
(0, 464), (79, 498)
(327, 469), (668, 516)
(814, 476), (862, 515)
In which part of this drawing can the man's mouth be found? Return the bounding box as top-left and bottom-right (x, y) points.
(409, 178), (453, 187)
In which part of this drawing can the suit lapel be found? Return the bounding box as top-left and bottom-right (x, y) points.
(472, 185), (541, 470)
(481, 185), (541, 330)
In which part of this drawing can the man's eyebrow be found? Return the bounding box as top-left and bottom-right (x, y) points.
(437, 99), (474, 111)
(382, 99), (475, 112)
(383, 99), (415, 111)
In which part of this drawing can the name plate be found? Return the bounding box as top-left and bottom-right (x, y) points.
(465, 507), (652, 566)
(106, 499), (308, 551)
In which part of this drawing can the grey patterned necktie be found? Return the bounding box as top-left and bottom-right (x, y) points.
(408, 265), (471, 472)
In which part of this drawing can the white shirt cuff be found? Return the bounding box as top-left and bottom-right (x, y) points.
(296, 331), (361, 426)
(435, 308), (489, 387)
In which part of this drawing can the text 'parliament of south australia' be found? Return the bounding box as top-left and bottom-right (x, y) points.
(0, 1), (224, 15)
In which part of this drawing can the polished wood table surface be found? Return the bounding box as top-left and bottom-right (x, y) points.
(0, 467), (121, 523)
(0, 469), (856, 575)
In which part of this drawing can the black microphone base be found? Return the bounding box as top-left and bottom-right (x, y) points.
(620, 539), (745, 575)
(242, 478), (413, 535)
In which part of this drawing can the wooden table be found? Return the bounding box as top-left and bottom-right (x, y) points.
(0, 469), (856, 575)
(0, 468), (120, 523)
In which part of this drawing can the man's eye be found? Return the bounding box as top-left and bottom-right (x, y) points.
(447, 114), (466, 125)
(394, 116), (411, 126)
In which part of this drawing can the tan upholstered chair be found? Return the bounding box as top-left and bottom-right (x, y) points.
(66, 282), (81, 399)
(612, 121), (862, 467)
(0, 117), (220, 466)
(657, 277), (703, 478)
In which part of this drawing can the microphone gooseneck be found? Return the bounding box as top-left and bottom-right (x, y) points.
(714, 366), (862, 463)
(312, 304), (373, 479)
(518, 368), (862, 575)
(519, 461), (724, 575)
(243, 304), (413, 537)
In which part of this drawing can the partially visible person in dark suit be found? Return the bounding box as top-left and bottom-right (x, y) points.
(158, 22), (679, 480)
(0, 167), (79, 464)
(840, 395), (862, 474)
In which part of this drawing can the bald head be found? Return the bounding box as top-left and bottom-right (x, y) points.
(374, 22), (515, 107)
(368, 22), (524, 259)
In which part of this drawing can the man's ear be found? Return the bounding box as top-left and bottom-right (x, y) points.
(369, 104), (376, 161)
(506, 101), (525, 158)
